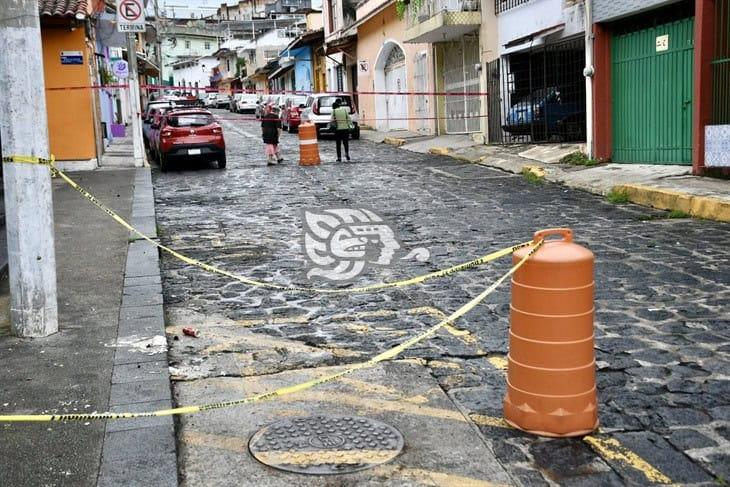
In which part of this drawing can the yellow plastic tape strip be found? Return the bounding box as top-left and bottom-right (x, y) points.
(46, 162), (531, 294)
(0, 240), (542, 422)
(2, 155), (55, 165)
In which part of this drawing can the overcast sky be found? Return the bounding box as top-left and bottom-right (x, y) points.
(156, 0), (322, 18)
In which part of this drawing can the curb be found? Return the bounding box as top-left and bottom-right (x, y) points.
(383, 136), (407, 146)
(97, 168), (178, 487)
(428, 146), (449, 156)
(615, 184), (730, 223)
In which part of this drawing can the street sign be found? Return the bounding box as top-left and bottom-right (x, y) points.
(112, 60), (129, 79)
(117, 0), (145, 32)
(60, 51), (83, 65)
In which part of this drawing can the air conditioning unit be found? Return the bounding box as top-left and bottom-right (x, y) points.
(279, 56), (295, 66)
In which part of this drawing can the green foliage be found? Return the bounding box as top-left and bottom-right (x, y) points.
(100, 66), (115, 85)
(667, 209), (690, 219)
(606, 188), (630, 204)
(521, 167), (544, 185)
(560, 151), (600, 167)
(395, 0), (407, 19)
(235, 58), (247, 78)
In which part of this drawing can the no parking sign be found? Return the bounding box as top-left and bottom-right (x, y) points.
(117, 0), (145, 32)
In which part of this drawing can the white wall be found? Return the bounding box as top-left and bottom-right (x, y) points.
(173, 56), (218, 90)
(497, 0), (562, 54)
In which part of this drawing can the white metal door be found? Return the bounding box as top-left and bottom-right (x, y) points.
(384, 47), (408, 131)
(443, 37), (481, 134)
(414, 52), (429, 133)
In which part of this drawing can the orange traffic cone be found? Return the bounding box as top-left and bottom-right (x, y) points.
(503, 228), (598, 437)
(298, 123), (321, 166)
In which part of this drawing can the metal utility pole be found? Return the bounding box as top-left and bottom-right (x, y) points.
(0, 0), (59, 336)
(127, 34), (146, 167)
(584, 0), (595, 158)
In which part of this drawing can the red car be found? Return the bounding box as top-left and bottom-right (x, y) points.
(155, 109), (226, 171)
(281, 95), (308, 132)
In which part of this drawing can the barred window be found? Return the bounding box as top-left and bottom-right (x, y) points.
(495, 0), (531, 14)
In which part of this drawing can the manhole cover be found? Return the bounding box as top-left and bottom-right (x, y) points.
(249, 415), (404, 475)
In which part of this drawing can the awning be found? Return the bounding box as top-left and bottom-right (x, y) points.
(503, 24), (565, 52)
(137, 52), (159, 77)
(268, 64), (294, 80)
(324, 32), (357, 55)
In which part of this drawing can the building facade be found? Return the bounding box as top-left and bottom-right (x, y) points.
(356, 1), (436, 133)
(404, 0), (484, 136)
(592, 0), (729, 174)
(160, 23), (220, 86)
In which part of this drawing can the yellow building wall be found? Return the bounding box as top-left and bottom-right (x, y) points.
(41, 26), (96, 161)
(356, 4), (434, 133)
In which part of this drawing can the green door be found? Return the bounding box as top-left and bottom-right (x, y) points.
(612, 17), (694, 164)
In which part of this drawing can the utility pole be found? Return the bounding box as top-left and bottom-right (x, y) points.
(0, 0), (59, 336)
(127, 34), (146, 167)
(584, 0), (595, 158)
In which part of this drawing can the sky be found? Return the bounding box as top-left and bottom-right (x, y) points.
(156, 0), (322, 18)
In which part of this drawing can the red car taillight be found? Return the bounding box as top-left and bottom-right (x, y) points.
(161, 130), (172, 138)
(312, 102), (319, 115)
(212, 127), (222, 134)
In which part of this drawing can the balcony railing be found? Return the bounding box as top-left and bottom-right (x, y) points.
(494, 0), (530, 14)
(406, 0), (481, 28)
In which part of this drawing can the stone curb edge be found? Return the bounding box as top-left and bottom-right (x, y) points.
(97, 168), (178, 487)
(614, 184), (730, 223)
(400, 140), (730, 224)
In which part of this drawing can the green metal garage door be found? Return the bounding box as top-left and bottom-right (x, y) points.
(612, 17), (694, 164)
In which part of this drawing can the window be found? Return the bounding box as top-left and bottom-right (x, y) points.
(330, 0), (339, 31)
(185, 40), (191, 49)
(494, 0), (530, 14)
(205, 42), (211, 50)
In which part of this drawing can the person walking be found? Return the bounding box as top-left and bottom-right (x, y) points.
(261, 103), (284, 165)
(331, 99), (352, 162)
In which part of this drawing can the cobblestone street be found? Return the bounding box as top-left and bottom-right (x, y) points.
(153, 110), (730, 486)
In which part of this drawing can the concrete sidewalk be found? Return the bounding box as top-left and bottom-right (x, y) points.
(0, 168), (175, 487)
(362, 129), (730, 222)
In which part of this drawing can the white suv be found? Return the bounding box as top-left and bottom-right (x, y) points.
(300, 94), (360, 139)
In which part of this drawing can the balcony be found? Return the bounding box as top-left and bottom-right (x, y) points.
(404, 0), (481, 44)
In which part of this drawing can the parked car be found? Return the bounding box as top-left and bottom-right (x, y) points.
(142, 101), (171, 147)
(143, 105), (174, 148)
(502, 87), (584, 141)
(300, 94), (360, 139)
(281, 95), (308, 132)
(216, 94), (231, 109)
(203, 93), (218, 108)
(153, 109), (226, 171)
(236, 93), (259, 114)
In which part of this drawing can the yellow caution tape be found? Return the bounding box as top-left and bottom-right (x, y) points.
(0, 240), (542, 422)
(4, 154), (532, 294)
(1, 155), (55, 165)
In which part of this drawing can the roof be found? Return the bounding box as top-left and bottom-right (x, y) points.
(283, 28), (324, 51)
(39, 0), (88, 19)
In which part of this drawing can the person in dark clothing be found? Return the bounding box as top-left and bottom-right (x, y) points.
(261, 104), (283, 165)
(331, 99), (351, 162)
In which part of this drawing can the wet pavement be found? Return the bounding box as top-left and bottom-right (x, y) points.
(153, 109), (729, 486)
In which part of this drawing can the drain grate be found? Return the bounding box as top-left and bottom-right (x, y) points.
(249, 415), (404, 475)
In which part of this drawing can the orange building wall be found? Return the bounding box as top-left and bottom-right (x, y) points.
(41, 26), (96, 161)
(356, 5), (435, 133)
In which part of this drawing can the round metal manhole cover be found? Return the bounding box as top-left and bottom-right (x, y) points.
(249, 415), (405, 475)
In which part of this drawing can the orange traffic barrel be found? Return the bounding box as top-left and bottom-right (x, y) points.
(298, 123), (321, 166)
(503, 228), (598, 437)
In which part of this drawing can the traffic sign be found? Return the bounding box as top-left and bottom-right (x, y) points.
(117, 0), (145, 32)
